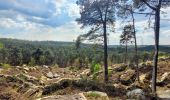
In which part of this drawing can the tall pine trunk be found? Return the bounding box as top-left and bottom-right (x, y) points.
(131, 12), (140, 82)
(125, 41), (127, 63)
(152, 7), (160, 96)
(103, 22), (108, 82)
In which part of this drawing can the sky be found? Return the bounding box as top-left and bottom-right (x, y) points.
(0, 0), (169, 45)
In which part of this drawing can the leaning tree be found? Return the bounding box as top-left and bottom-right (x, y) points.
(76, 0), (116, 82)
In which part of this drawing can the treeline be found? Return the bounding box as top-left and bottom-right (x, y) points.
(0, 38), (169, 67)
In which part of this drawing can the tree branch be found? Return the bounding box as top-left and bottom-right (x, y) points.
(133, 11), (155, 15)
(117, 4), (154, 15)
(141, 0), (156, 10)
(96, 3), (104, 23)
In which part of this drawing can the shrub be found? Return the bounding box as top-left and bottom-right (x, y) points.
(108, 69), (112, 77)
(90, 62), (101, 73)
(2, 64), (11, 69)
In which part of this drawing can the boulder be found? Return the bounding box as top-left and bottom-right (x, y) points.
(139, 73), (151, 84)
(157, 72), (170, 86)
(53, 73), (60, 78)
(0, 68), (3, 73)
(127, 89), (146, 100)
(139, 61), (153, 69)
(23, 67), (29, 71)
(80, 69), (90, 76)
(84, 91), (109, 100)
(16, 74), (40, 85)
(23, 64), (27, 67)
(46, 72), (60, 79)
(126, 82), (151, 93)
(113, 64), (127, 72)
(157, 90), (170, 99)
(29, 67), (37, 71)
(37, 93), (87, 100)
(24, 87), (42, 98)
(40, 76), (47, 84)
(46, 72), (54, 79)
(113, 83), (127, 91)
(23, 70), (28, 74)
(43, 65), (49, 69)
(42, 78), (80, 95)
(120, 69), (136, 85)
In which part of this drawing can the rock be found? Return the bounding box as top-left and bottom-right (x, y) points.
(167, 84), (170, 88)
(23, 67), (29, 71)
(43, 65), (49, 69)
(139, 61), (152, 69)
(53, 73), (60, 78)
(139, 73), (151, 84)
(160, 72), (170, 82)
(113, 83), (127, 89)
(46, 72), (54, 79)
(16, 66), (22, 70)
(16, 74), (40, 85)
(24, 87), (42, 98)
(157, 72), (170, 86)
(42, 78), (80, 95)
(80, 69), (90, 76)
(40, 76), (47, 82)
(23, 64), (27, 67)
(29, 67), (37, 71)
(158, 57), (170, 61)
(157, 90), (170, 99)
(0, 74), (24, 84)
(120, 69), (136, 85)
(0, 68), (3, 73)
(126, 82), (151, 93)
(127, 89), (146, 100)
(114, 64), (127, 72)
(23, 70), (28, 74)
(37, 93), (87, 100)
(45, 72), (60, 79)
(84, 91), (109, 100)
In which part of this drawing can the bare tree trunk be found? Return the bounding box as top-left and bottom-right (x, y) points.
(103, 22), (108, 82)
(131, 11), (140, 82)
(152, 7), (160, 97)
(125, 41), (127, 64)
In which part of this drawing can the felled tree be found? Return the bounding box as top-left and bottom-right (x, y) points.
(76, 0), (116, 82)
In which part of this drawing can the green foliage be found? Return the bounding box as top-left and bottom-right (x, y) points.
(17, 74), (27, 81)
(28, 57), (36, 66)
(90, 62), (101, 73)
(2, 64), (11, 69)
(94, 64), (101, 73)
(90, 63), (101, 80)
(140, 51), (151, 62)
(69, 66), (79, 72)
(92, 73), (98, 80)
(8, 47), (22, 66)
(108, 69), (113, 77)
(0, 38), (169, 67)
(0, 42), (4, 49)
(85, 92), (101, 97)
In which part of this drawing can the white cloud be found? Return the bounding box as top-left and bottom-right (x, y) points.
(0, 0), (169, 45)
(0, 20), (84, 42)
(67, 3), (80, 17)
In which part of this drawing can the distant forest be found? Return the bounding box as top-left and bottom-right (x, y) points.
(0, 38), (169, 67)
